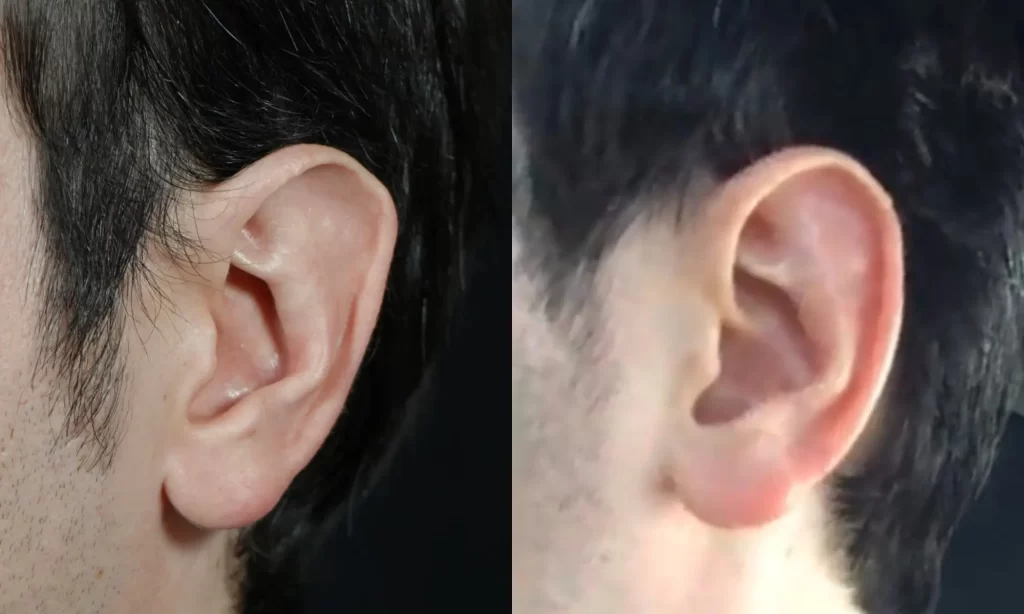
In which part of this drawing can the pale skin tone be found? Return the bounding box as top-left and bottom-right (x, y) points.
(512, 139), (905, 613)
(0, 84), (397, 611)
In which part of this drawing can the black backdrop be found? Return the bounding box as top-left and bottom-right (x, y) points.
(303, 1), (509, 610)
(304, 232), (507, 614)
(937, 415), (1024, 614)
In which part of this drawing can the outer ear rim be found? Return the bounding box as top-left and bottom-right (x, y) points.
(192, 143), (396, 261)
(672, 147), (904, 530)
(162, 144), (397, 531)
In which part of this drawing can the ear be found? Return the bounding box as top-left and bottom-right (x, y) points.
(163, 144), (397, 530)
(671, 147), (904, 529)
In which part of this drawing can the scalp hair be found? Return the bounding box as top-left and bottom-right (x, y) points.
(1, 0), (493, 611)
(514, 2), (1024, 612)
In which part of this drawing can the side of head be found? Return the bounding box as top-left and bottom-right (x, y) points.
(512, 2), (1024, 613)
(0, 1), (487, 613)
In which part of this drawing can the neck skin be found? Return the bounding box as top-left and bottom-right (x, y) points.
(514, 485), (864, 614)
(114, 517), (241, 614)
(641, 493), (863, 614)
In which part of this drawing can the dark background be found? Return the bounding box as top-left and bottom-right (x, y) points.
(937, 415), (1024, 614)
(304, 231), (507, 614)
(303, 1), (509, 610)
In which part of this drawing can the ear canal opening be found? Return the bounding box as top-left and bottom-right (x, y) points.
(205, 265), (289, 400)
(693, 268), (814, 427)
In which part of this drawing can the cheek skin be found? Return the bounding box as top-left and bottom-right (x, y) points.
(0, 147), (133, 611)
(0, 96), (231, 613)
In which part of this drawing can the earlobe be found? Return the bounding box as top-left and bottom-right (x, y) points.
(674, 147), (903, 529)
(162, 145), (397, 530)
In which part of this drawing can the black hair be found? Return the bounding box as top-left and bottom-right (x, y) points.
(515, 2), (1024, 613)
(1, 0), (493, 611)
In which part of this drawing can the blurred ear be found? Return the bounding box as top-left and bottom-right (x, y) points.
(162, 144), (396, 530)
(670, 147), (904, 529)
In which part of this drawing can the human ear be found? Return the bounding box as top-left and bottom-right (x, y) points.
(162, 144), (397, 530)
(671, 147), (904, 529)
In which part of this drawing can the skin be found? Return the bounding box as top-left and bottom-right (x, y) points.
(0, 78), (398, 612)
(512, 138), (905, 613)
